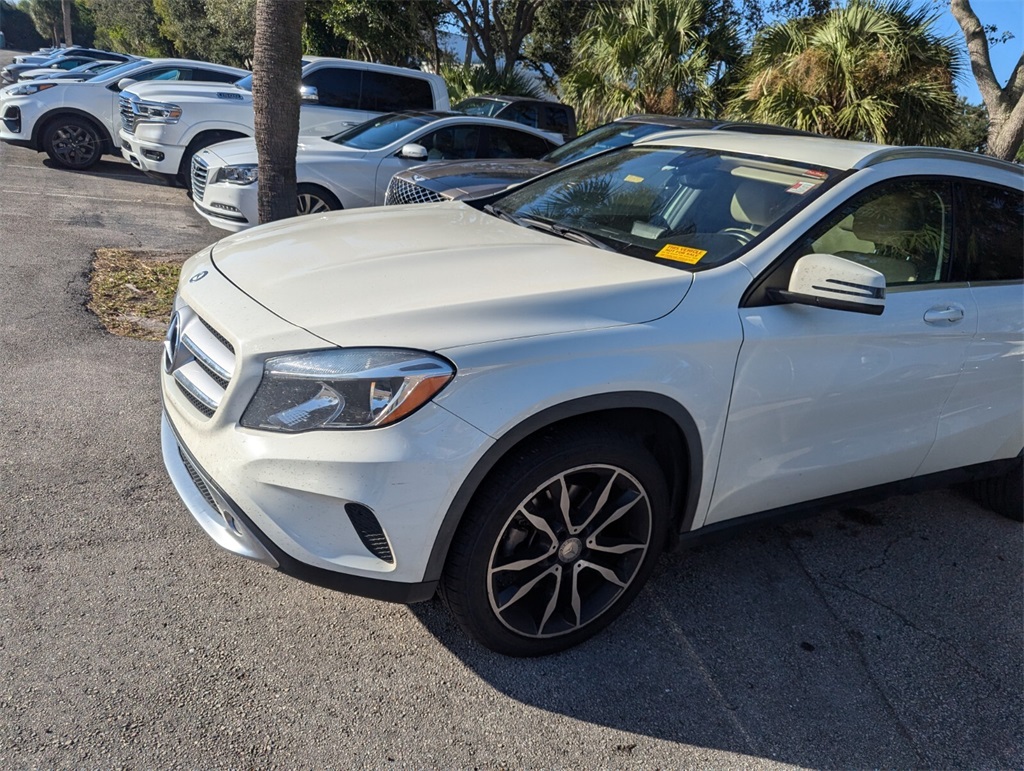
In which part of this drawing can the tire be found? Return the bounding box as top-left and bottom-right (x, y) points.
(296, 184), (341, 217)
(441, 426), (670, 656)
(969, 457), (1023, 522)
(42, 115), (104, 170)
(177, 131), (246, 188)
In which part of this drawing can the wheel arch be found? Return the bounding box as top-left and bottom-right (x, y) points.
(178, 128), (250, 173)
(33, 108), (113, 152)
(423, 392), (704, 582)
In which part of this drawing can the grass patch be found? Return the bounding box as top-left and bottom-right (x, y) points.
(88, 248), (189, 341)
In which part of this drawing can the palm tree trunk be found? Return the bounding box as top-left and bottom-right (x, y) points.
(61, 0), (73, 46)
(252, 0), (306, 225)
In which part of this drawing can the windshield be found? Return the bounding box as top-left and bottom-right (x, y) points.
(327, 113), (436, 150)
(542, 120), (710, 166)
(493, 146), (837, 270)
(96, 59), (149, 83)
(454, 97), (507, 117)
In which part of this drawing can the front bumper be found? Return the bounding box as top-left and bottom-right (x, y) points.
(0, 95), (38, 144)
(119, 127), (185, 176)
(191, 175), (257, 232)
(160, 266), (494, 600)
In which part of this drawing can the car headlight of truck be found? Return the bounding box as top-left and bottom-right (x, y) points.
(135, 100), (182, 122)
(241, 349), (455, 432)
(219, 164), (259, 185)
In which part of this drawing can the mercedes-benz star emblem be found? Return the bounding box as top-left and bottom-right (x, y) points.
(189, 270), (208, 283)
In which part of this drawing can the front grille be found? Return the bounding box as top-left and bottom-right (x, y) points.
(384, 176), (447, 206)
(192, 156), (210, 201)
(165, 306), (236, 420)
(118, 95), (137, 134)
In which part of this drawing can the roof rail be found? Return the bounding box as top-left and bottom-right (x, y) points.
(856, 146), (1021, 173)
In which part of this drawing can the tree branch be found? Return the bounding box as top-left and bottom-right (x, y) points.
(949, 0), (1003, 112)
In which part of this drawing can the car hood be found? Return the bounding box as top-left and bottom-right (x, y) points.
(126, 81), (252, 106)
(200, 136), (367, 167)
(401, 159), (554, 198)
(210, 203), (692, 350)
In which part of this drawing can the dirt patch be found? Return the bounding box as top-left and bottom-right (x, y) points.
(88, 248), (190, 341)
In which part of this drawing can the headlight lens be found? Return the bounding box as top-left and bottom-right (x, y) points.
(8, 82), (58, 96)
(218, 164), (258, 185)
(241, 348), (455, 432)
(135, 100), (182, 122)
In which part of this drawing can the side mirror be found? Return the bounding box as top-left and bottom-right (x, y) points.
(116, 77), (137, 92)
(300, 85), (318, 103)
(768, 253), (885, 315)
(398, 143), (428, 161)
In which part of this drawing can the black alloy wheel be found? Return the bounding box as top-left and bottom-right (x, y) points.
(442, 426), (670, 656)
(43, 116), (103, 169)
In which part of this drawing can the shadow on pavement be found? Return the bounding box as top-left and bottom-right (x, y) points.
(411, 497), (1023, 768)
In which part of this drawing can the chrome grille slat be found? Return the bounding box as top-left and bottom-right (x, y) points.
(384, 176), (447, 206)
(192, 156), (210, 202)
(118, 95), (138, 134)
(164, 305), (236, 420)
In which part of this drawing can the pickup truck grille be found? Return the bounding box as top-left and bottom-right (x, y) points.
(192, 156), (210, 201)
(164, 306), (235, 419)
(119, 95), (137, 134)
(384, 176), (447, 206)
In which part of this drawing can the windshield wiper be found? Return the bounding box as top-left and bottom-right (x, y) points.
(485, 206), (617, 252)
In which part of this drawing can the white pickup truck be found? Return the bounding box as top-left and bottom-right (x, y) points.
(119, 57), (450, 185)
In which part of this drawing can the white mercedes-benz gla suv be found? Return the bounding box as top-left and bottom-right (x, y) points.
(159, 132), (1023, 656)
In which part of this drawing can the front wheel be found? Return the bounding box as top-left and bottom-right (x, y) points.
(441, 426), (670, 656)
(297, 184), (341, 216)
(43, 116), (104, 170)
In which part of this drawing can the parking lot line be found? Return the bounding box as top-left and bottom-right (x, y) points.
(4, 188), (186, 206)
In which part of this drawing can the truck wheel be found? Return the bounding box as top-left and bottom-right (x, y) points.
(43, 116), (103, 170)
(178, 131), (247, 187)
(969, 456), (1023, 522)
(297, 184), (341, 216)
(441, 426), (670, 656)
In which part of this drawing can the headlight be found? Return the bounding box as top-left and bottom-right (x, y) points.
(7, 82), (58, 96)
(218, 164), (258, 185)
(135, 100), (182, 122)
(241, 349), (455, 432)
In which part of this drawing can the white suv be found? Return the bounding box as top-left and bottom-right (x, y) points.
(119, 57), (450, 185)
(159, 132), (1023, 656)
(0, 57), (247, 170)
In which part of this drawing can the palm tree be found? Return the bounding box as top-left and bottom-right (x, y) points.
(562, 0), (742, 128)
(252, 0), (305, 224)
(726, 0), (962, 147)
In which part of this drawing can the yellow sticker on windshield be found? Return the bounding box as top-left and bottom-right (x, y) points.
(657, 244), (707, 264)
(624, 174), (644, 183)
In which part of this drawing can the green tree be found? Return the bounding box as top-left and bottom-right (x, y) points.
(440, 63), (544, 102)
(442, 0), (545, 77)
(88, 0), (172, 56)
(1, 0), (48, 49)
(562, 0), (742, 127)
(521, 0), (597, 87)
(306, 0), (444, 67)
(946, 97), (989, 153)
(727, 0), (961, 146)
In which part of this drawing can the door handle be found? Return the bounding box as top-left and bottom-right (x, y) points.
(923, 305), (965, 324)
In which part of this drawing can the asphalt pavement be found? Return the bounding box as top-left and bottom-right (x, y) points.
(0, 49), (1021, 768)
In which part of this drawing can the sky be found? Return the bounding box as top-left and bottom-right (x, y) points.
(935, 0), (1023, 104)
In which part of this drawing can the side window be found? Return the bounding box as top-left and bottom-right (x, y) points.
(482, 126), (553, 159)
(192, 68), (242, 84)
(503, 103), (539, 129)
(135, 67), (187, 82)
(805, 179), (952, 286)
(954, 182), (1023, 282)
(303, 67), (361, 110)
(360, 71), (434, 111)
(418, 125), (481, 161)
(542, 105), (571, 136)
